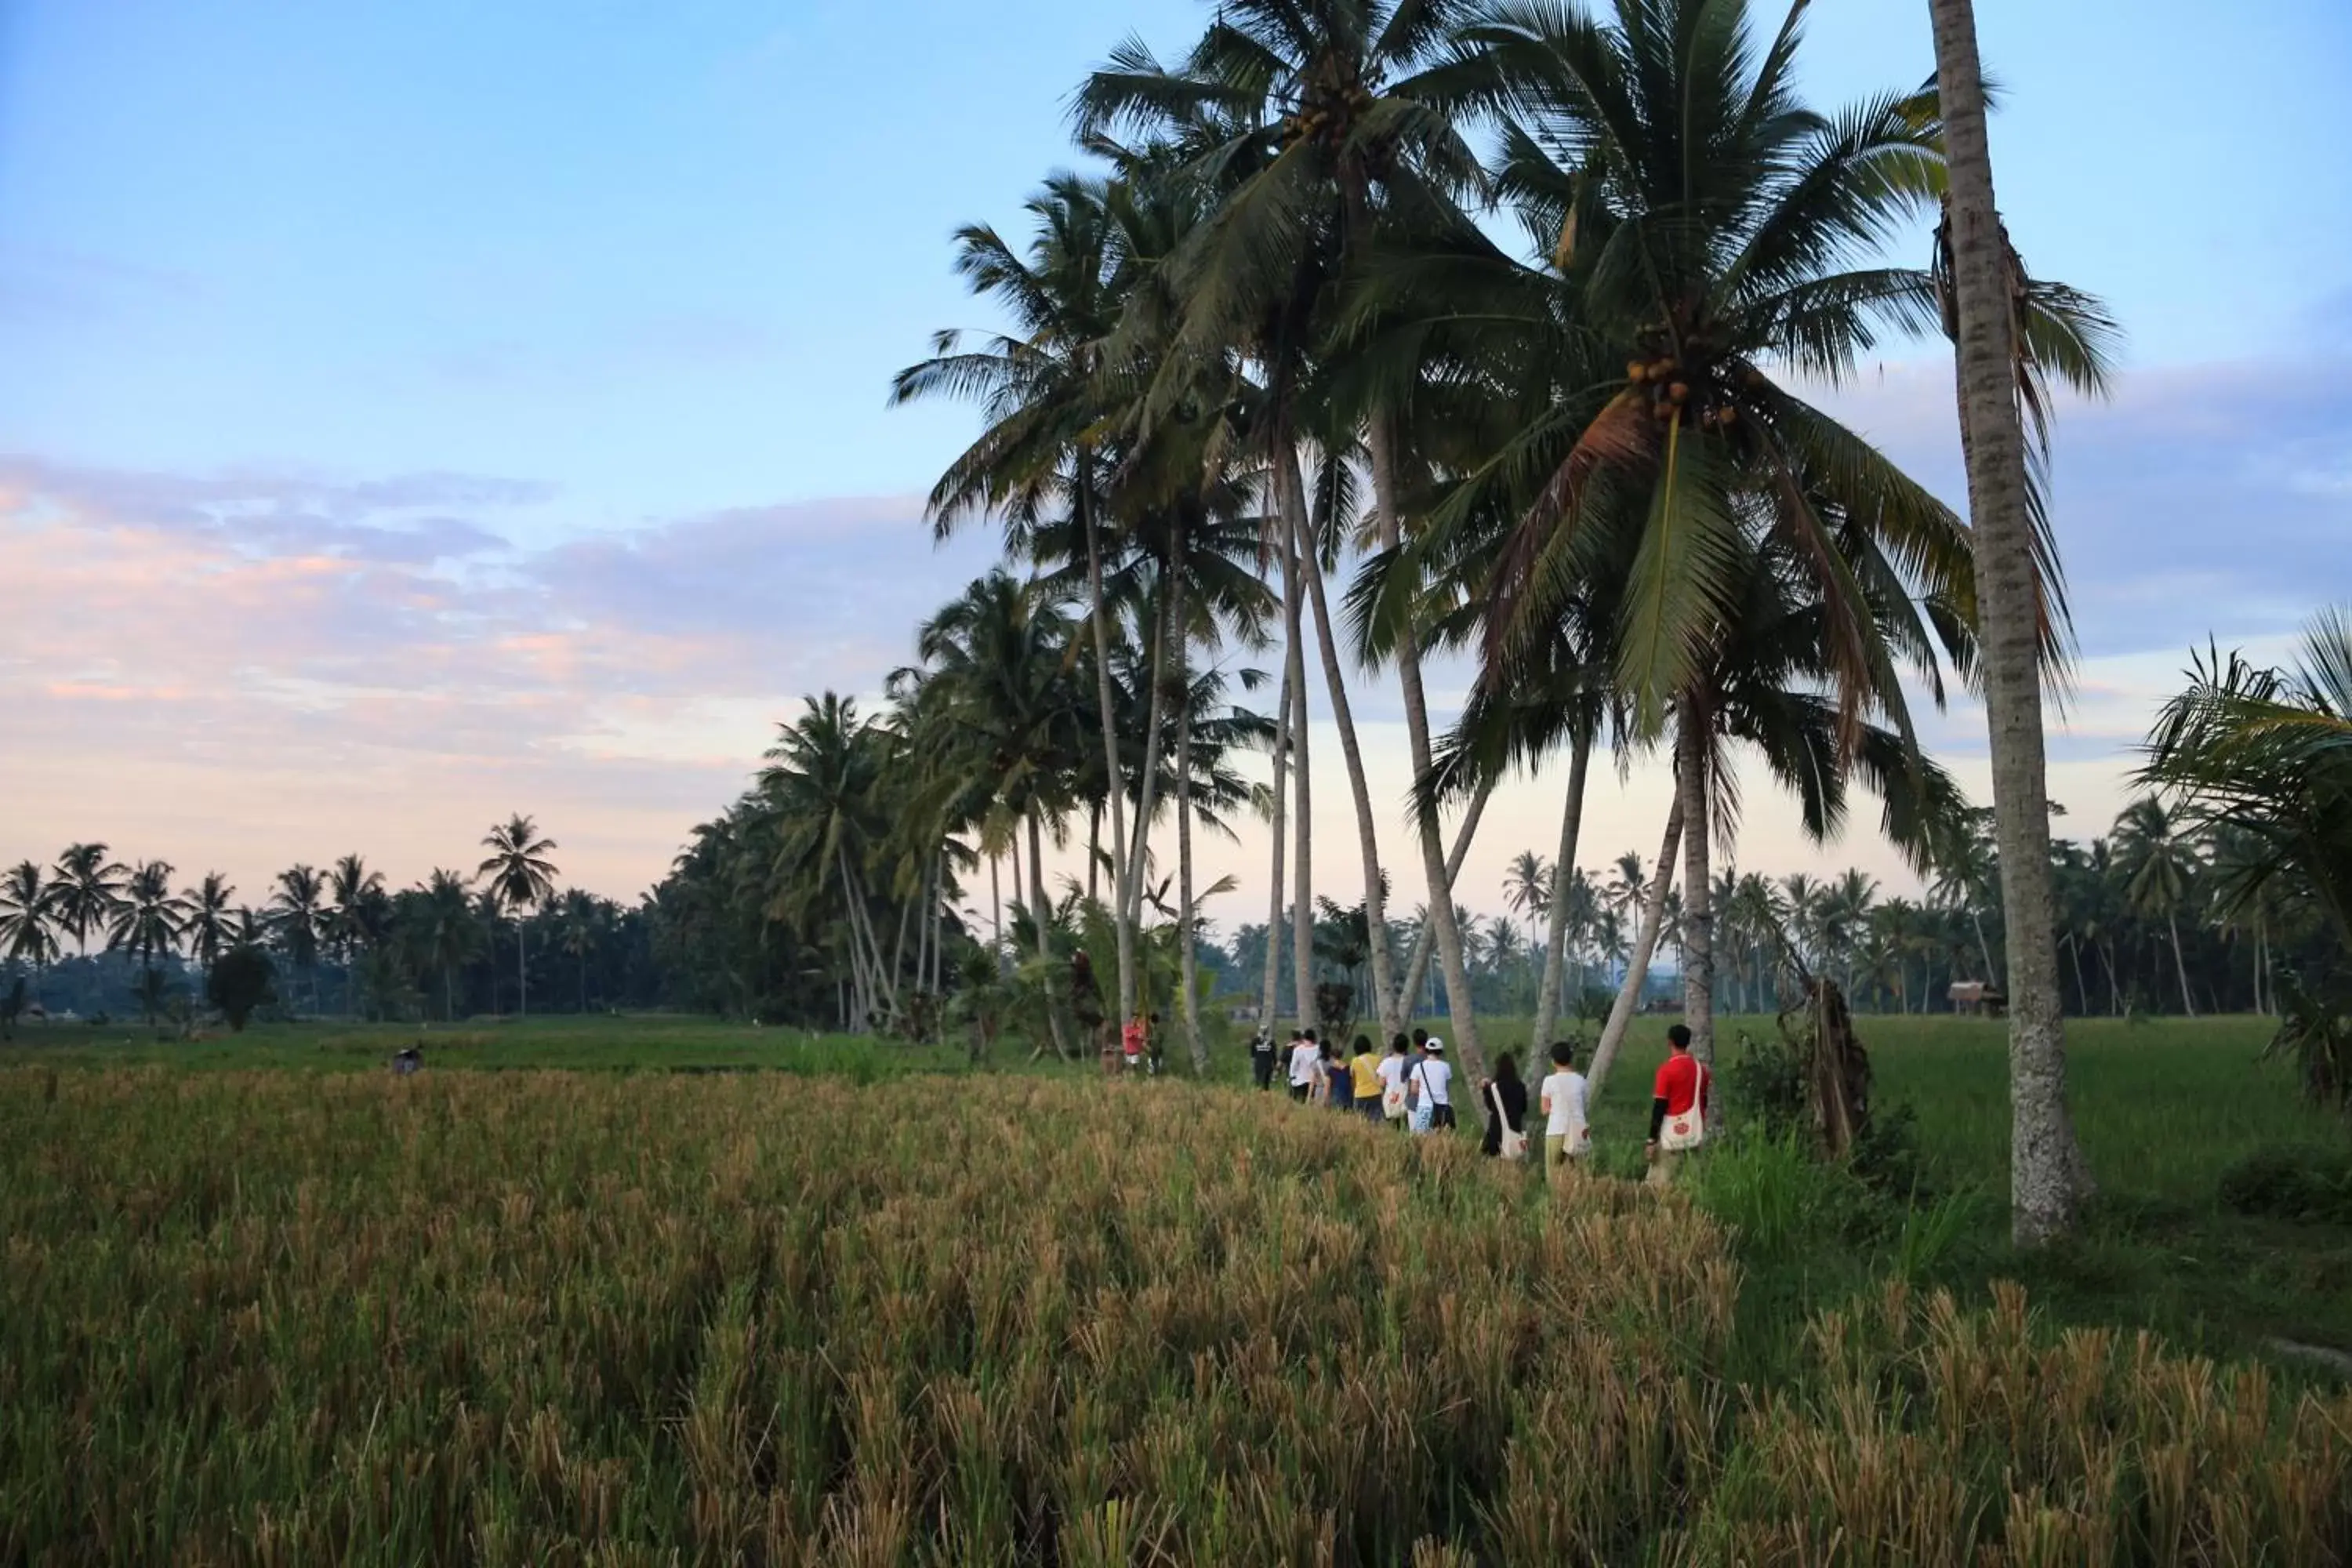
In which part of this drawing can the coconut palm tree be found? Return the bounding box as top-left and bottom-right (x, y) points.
(180, 873), (238, 989)
(478, 816), (559, 1018)
(50, 843), (127, 960)
(1078, 0), (1494, 1069)
(0, 861), (61, 1006)
(268, 865), (328, 1016)
(2140, 608), (2352, 981)
(326, 855), (389, 1014)
(891, 172), (1157, 1029)
(1926, 0), (2092, 1243)
(406, 870), (481, 1022)
(107, 860), (183, 1022)
(1421, 0), (2109, 1075)
(2112, 797), (2205, 1018)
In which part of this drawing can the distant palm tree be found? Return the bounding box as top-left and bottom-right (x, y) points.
(556, 888), (605, 1014)
(269, 865), (327, 1015)
(180, 873), (238, 987)
(479, 815), (560, 1017)
(0, 861), (62, 1006)
(1503, 851), (1552, 950)
(2113, 797), (2203, 1017)
(410, 870), (482, 1022)
(51, 843), (127, 960)
(326, 855), (389, 1014)
(107, 860), (183, 1022)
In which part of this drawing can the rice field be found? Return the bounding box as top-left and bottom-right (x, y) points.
(5, 1065), (2350, 1565)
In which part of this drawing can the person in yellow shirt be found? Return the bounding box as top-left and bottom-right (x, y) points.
(1349, 1034), (1385, 1125)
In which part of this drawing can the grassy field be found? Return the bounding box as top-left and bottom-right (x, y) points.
(5, 1066), (2350, 1565)
(6, 1009), (2352, 1562)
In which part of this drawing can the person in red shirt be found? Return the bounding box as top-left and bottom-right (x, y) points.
(1645, 1024), (1711, 1185)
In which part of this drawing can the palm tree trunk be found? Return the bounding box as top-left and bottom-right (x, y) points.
(1122, 575), (1175, 942)
(1087, 799), (1102, 907)
(2168, 912), (2197, 1017)
(1076, 459), (1137, 1025)
(1175, 628), (1206, 1076)
(1026, 808), (1069, 1058)
(1929, 0), (2088, 1245)
(1367, 428), (1483, 1080)
(1279, 511), (1316, 1039)
(1530, 726), (1595, 1058)
(515, 920), (527, 1019)
(1259, 666), (1290, 1031)
(1677, 728), (1719, 1075)
(1399, 779), (1496, 1015)
(990, 851), (1005, 975)
(1588, 797), (1684, 1098)
(1279, 456), (1402, 1042)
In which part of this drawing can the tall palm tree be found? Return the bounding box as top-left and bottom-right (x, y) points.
(107, 859), (183, 1022)
(180, 873), (238, 989)
(478, 816), (560, 1018)
(1926, 0), (2090, 1245)
(891, 173), (1152, 1028)
(50, 843), (127, 960)
(1079, 0), (1491, 1065)
(1427, 0), (2109, 1073)
(268, 865), (328, 1016)
(2112, 797), (2203, 1018)
(0, 861), (62, 1006)
(556, 888), (605, 1014)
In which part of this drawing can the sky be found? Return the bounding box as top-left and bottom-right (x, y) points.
(2, 0), (2348, 932)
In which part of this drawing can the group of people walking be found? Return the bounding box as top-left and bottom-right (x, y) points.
(1248, 1022), (1711, 1185)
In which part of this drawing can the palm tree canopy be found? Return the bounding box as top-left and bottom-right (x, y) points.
(479, 815), (561, 915)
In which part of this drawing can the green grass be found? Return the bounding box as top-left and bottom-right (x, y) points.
(2, 1012), (971, 1079)
(12, 1006), (2352, 1370)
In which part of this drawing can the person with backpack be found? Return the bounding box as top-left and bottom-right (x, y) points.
(1479, 1051), (1529, 1160)
(1646, 1024), (1711, 1185)
(1406, 1036), (1454, 1134)
(1538, 1040), (1589, 1188)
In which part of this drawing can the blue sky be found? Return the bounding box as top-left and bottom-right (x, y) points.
(2, 0), (2347, 906)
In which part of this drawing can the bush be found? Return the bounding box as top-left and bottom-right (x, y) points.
(2218, 1145), (2352, 1225)
(206, 946), (277, 1032)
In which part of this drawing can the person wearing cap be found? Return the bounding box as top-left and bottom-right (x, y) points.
(1406, 1035), (1455, 1134)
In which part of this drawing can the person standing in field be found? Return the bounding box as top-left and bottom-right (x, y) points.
(1350, 1035), (1385, 1125)
(1539, 1040), (1589, 1187)
(1406, 1036), (1454, 1134)
(1250, 1028), (1278, 1091)
(1146, 1011), (1164, 1077)
(1377, 1033), (1413, 1126)
(1323, 1037), (1353, 1111)
(1479, 1051), (1529, 1159)
(1288, 1029), (1319, 1102)
(1646, 1024), (1711, 1185)
(1121, 1011), (1145, 1073)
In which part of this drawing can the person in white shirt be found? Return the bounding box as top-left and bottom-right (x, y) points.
(1537, 1040), (1590, 1186)
(1406, 1036), (1454, 1134)
(1287, 1029), (1321, 1102)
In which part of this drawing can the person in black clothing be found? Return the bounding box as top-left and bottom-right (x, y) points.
(1250, 1028), (1278, 1090)
(1479, 1051), (1529, 1157)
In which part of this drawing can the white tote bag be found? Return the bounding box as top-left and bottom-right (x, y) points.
(1489, 1082), (1528, 1160)
(1658, 1065), (1708, 1152)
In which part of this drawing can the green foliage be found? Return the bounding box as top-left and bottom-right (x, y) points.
(2220, 1146), (2352, 1225)
(2266, 975), (2352, 1115)
(206, 946), (276, 1032)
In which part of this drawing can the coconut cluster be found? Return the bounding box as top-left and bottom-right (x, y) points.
(1625, 352), (1743, 430)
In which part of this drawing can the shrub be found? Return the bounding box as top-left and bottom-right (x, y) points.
(2219, 1145), (2352, 1225)
(206, 946), (276, 1032)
